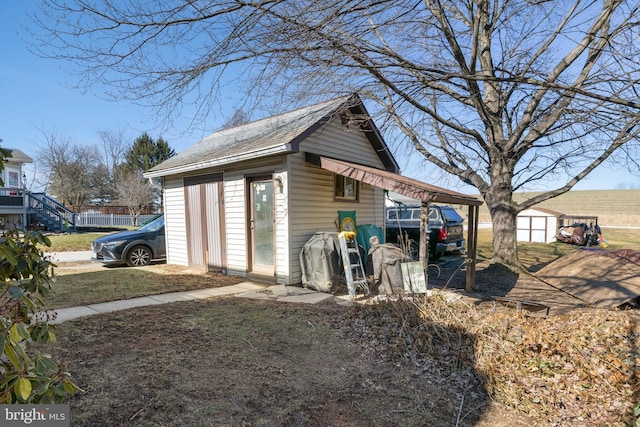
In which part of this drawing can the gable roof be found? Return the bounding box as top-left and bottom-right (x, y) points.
(146, 94), (398, 178)
(2, 148), (33, 164)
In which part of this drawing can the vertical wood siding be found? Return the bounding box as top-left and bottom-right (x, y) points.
(205, 182), (225, 270)
(183, 178), (225, 271)
(185, 184), (206, 268)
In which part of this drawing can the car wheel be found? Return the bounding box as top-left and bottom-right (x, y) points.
(127, 245), (152, 267)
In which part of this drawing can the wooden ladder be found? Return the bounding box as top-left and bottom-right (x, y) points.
(338, 231), (369, 299)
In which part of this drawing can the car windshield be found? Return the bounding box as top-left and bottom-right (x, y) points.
(138, 215), (164, 232)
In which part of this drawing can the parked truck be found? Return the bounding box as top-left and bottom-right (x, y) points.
(385, 204), (466, 259)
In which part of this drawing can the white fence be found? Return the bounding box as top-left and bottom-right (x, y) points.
(75, 212), (157, 227)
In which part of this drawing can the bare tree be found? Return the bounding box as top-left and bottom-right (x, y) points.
(96, 128), (129, 203)
(36, 128), (107, 208)
(31, 1), (640, 269)
(98, 128), (128, 176)
(113, 168), (156, 225)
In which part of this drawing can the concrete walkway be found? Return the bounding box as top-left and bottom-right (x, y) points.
(45, 251), (347, 324)
(44, 250), (93, 263)
(52, 282), (343, 324)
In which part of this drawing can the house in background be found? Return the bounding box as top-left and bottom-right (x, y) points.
(0, 148), (32, 229)
(0, 148), (76, 232)
(145, 94), (481, 287)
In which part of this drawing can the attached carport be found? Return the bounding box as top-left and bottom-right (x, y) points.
(305, 152), (483, 292)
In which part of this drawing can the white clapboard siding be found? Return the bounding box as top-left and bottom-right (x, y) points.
(285, 118), (387, 284)
(163, 177), (188, 266)
(222, 172), (247, 277)
(305, 119), (386, 165)
(274, 169), (290, 284)
(223, 157), (286, 278)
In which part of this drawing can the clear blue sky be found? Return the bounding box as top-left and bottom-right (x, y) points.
(1, 3), (637, 192)
(0, 2), (222, 191)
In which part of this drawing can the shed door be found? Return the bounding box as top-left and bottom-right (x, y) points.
(185, 174), (226, 272)
(248, 177), (274, 276)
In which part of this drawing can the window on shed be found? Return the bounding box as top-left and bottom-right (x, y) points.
(334, 175), (359, 201)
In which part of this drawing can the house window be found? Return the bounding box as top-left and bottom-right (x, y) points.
(8, 171), (19, 187)
(334, 175), (359, 201)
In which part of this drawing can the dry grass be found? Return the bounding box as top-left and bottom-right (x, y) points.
(476, 309), (638, 425)
(347, 297), (640, 427)
(48, 263), (243, 309)
(43, 286), (639, 426)
(45, 232), (106, 252)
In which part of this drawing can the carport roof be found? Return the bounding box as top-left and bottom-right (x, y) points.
(305, 153), (482, 206)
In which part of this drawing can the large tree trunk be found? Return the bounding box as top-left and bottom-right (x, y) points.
(485, 169), (521, 270)
(489, 201), (519, 269)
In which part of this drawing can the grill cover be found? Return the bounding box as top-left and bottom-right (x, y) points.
(300, 232), (342, 293)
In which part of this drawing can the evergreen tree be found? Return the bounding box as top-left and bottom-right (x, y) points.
(125, 132), (175, 173)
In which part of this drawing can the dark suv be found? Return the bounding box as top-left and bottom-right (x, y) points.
(385, 205), (465, 259)
(92, 214), (166, 266)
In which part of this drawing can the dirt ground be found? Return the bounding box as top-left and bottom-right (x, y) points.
(429, 249), (640, 314)
(51, 299), (536, 427)
(46, 253), (638, 426)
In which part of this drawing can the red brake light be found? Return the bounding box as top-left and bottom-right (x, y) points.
(438, 228), (447, 240)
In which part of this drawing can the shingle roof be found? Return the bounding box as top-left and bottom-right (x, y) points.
(147, 95), (390, 177)
(3, 148), (33, 164)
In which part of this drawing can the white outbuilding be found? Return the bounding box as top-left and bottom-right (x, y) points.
(516, 207), (565, 244)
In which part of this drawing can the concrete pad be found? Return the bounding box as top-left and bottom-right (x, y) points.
(236, 284), (335, 304)
(262, 285), (317, 297)
(277, 292), (335, 304)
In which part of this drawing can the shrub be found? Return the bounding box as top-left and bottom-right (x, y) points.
(0, 229), (80, 403)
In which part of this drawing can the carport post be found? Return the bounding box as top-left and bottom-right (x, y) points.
(419, 202), (429, 263)
(465, 205), (479, 292)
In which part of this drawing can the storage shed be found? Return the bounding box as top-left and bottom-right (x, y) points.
(145, 94), (481, 288)
(516, 207), (564, 244)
